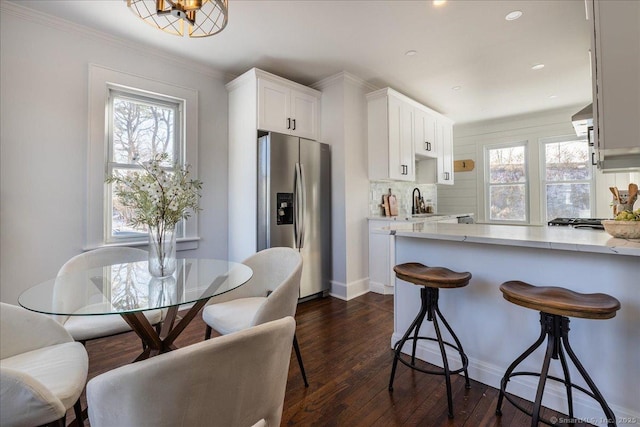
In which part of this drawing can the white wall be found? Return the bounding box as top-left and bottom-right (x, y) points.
(440, 106), (639, 222)
(0, 4), (229, 304)
(314, 73), (373, 300)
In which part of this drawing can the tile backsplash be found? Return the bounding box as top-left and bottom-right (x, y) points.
(369, 182), (437, 217)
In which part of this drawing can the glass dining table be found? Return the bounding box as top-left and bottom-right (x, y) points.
(18, 258), (252, 362)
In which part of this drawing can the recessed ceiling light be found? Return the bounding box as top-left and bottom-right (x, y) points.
(549, 95), (558, 99)
(531, 64), (545, 70)
(433, 0), (447, 6)
(405, 50), (417, 56)
(452, 86), (462, 91)
(505, 10), (523, 21)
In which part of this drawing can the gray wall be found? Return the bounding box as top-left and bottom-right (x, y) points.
(0, 4), (229, 303)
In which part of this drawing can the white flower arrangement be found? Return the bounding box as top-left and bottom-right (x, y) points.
(106, 153), (202, 231)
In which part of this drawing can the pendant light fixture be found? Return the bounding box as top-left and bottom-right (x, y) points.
(127, 0), (228, 38)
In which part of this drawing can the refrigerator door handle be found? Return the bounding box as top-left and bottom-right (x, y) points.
(299, 163), (306, 249)
(294, 163), (303, 249)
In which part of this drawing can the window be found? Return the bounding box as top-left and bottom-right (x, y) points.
(88, 64), (199, 249)
(106, 89), (182, 242)
(541, 135), (593, 221)
(485, 142), (528, 222)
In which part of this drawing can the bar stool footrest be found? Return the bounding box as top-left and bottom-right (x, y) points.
(505, 371), (602, 403)
(393, 336), (469, 376)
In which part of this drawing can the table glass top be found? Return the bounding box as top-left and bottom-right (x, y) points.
(18, 258), (252, 316)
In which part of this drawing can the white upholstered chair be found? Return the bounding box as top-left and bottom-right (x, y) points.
(54, 247), (164, 344)
(0, 302), (88, 427)
(87, 317), (296, 427)
(201, 247), (308, 386)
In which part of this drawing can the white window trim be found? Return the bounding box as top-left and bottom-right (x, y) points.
(539, 134), (595, 221)
(483, 140), (530, 224)
(87, 64), (199, 250)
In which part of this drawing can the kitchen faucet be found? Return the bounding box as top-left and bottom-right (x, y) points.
(412, 187), (421, 215)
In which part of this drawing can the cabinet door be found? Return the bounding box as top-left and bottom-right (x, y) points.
(387, 96), (415, 181)
(590, 0), (640, 168)
(436, 120), (454, 185)
(414, 108), (437, 158)
(368, 220), (395, 294)
(290, 89), (318, 140)
(257, 78), (290, 134)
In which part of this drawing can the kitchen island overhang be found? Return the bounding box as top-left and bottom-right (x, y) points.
(386, 222), (639, 426)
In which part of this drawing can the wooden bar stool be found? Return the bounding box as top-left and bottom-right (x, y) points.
(496, 281), (621, 427)
(389, 262), (472, 418)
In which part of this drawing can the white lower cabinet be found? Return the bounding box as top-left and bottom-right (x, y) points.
(368, 216), (464, 294)
(368, 220), (396, 295)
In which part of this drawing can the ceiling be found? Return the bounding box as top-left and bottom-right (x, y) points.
(10, 0), (593, 124)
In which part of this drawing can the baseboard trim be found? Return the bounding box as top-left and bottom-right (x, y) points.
(330, 278), (370, 301)
(369, 280), (395, 295)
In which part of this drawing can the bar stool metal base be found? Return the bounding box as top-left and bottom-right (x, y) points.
(389, 286), (470, 419)
(496, 312), (616, 427)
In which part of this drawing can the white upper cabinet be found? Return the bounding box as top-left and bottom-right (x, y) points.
(436, 119), (454, 184)
(414, 107), (437, 159)
(257, 75), (319, 140)
(367, 89), (415, 181)
(588, 0), (640, 170)
(367, 87), (453, 184)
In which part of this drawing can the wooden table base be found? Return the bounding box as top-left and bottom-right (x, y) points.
(121, 298), (210, 362)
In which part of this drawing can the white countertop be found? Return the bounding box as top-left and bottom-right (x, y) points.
(376, 222), (640, 257)
(367, 213), (471, 223)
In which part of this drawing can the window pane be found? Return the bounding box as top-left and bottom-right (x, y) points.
(545, 140), (590, 181)
(112, 95), (175, 165)
(489, 184), (526, 221)
(110, 168), (147, 238)
(546, 183), (591, 220)
(489, 146), (526, 183)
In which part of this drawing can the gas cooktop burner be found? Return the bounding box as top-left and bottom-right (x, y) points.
(548, 218), (606, 230)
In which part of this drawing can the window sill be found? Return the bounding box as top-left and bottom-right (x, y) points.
(84, 237), (200, 252)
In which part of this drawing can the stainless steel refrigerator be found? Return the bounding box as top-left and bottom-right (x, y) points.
(257, 132), (332, 299)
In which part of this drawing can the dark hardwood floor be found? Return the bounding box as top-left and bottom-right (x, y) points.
(72, 293), (574, 426)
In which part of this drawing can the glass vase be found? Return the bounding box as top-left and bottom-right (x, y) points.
(148, 224), (177, 278)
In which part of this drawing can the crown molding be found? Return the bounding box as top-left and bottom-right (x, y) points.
(0, 0), (227, 80)
(312, 71), (378, 92)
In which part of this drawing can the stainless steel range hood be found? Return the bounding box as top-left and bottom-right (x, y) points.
(571, 104), (593, 136)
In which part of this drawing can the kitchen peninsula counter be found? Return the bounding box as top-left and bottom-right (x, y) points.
(367, 213), (470, 223)
(389, 222), (639, 425)
(377, 221), (640, 256)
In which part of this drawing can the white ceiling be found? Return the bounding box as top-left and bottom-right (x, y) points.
(10, 0), (592, 124)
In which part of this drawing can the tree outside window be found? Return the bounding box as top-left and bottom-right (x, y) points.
(107, 90), (182, 241)
(486, 143), (528, 222)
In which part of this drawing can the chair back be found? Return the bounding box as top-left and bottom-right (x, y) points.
(249, 248), (302, 327)
(53, 247), (147, 324)
(208, 247), (303, 327)
(87, 317), (296, 427)
(0, 302), (73, 360)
